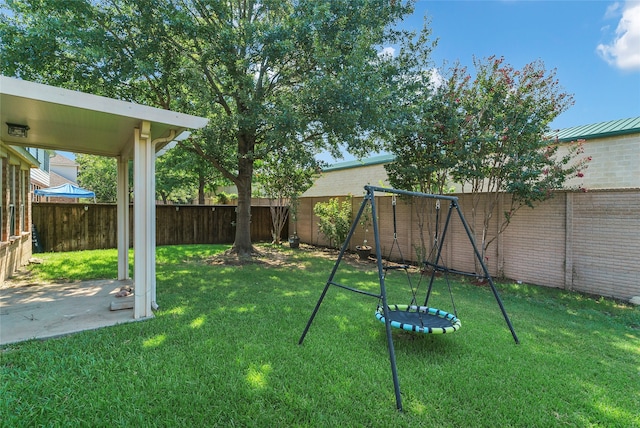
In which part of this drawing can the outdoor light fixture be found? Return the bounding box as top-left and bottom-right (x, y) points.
(6, 123), (29, 138)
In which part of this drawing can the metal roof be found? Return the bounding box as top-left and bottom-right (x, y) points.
(324, 153), (395, 172)
(553, 116), (640, 142)
(323, 117), (640, 171)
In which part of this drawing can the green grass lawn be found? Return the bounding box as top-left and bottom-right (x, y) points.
(1, 244), (638, 427)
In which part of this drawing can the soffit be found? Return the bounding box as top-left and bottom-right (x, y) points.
(0, 76), (207, 158)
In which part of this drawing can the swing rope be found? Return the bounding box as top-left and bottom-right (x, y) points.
(380, 195), (460, 330)
(421, 199), (458, 318)
(383, 194), (419, 307)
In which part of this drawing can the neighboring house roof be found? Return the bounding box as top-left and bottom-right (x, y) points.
(322, 116), (640, 172)
(323, 154), (395, 172)
(553, 116), (640, 142)
(49, 152), (79, 182)
(50, 153), (78, 167)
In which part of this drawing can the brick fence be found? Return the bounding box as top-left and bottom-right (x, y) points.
(294, 189), (640, 301)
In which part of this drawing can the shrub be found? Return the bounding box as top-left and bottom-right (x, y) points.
(314, 197), (352, 248)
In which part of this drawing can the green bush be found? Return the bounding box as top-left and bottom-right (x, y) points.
(313, 196), (352, 248)
(216, 192), (237, 204)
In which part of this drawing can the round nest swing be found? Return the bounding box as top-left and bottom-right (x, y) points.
(376, 304), (461, 334)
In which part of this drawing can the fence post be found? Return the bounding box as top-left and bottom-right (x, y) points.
(564, 192), (573, 289)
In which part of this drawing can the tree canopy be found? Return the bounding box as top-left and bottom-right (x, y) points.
(2, 1), (589, 267)
(155, 146), (228, 205)
(1, 0), (417, 256)
(384, 56), (590, 271)
(76, 154), (120, 203)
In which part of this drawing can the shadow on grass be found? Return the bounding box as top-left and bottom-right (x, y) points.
(3, 244), (638, 426)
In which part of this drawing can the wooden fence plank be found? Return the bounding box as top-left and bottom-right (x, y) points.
(32, 203), (285, 252)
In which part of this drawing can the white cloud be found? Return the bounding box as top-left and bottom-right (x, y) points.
(597, 1), (640, 71)
(604, 2), (622, 19)
(428, 68), (444, 89)
(378, 46), (396, 58)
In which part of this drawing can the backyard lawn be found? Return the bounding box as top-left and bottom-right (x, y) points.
(1, 244), (638, 427)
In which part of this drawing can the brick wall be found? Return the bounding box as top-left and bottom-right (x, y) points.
(0, 234), (31, 283)
(1, 152), (34, 282)
(296, 189), (640, 301)
(558, 135), (640, 190)
(304, 163), (391, 197)
(571, 190), (640, 299)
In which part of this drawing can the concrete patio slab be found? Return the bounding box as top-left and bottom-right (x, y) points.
(0, 279), (151, 346)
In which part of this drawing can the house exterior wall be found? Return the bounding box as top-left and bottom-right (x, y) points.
(50, 155), (78, 183)
(1, 144), (35, 282)
(306, 129), (640, 199)
(30, 168), (49, 188)
(0, 234), (31, 283)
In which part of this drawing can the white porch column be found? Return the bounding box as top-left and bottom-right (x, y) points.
(133, 122), (154, 319)
(150, 149), (158, 310)
(116, 155), (130, 280)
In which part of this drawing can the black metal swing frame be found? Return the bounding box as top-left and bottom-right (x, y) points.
(299, 185), (519, 411)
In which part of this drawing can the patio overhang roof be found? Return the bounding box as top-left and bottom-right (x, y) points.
(0, 75), (208, 157)
(1, 75), (208, 321)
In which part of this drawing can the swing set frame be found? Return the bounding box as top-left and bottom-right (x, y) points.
(299, 185), (519, 411)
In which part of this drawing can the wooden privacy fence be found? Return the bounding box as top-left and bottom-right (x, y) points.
(32, 203), (285, 252)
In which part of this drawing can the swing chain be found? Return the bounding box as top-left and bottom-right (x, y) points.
(392, 194), (397, 239)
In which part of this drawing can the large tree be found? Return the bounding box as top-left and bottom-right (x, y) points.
(75, 150), (221, 205)
(1, 0), (416, 256)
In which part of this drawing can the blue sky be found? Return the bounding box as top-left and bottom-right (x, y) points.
(403, 0), (640, 130)
(323, 0), (640, 163)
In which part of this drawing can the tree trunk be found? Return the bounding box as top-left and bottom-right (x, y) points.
(231, 156), (254, 257)
(197, 172), (205, 205)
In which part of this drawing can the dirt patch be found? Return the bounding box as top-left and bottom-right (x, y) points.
(205, 243), (374, 269)
(206, 245), (297, 268)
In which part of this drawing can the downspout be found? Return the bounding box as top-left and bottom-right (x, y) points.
(149, 129), (177, 310)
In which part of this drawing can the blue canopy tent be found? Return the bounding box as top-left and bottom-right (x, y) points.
(35, 183), (96, 201)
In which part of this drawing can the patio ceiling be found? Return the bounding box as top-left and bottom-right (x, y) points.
(1, 75), (208, 320)
(0, 75), (207, 157)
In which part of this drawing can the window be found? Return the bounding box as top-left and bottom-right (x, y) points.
(0, 157), (3, 241)
(9, 164), (16, 237)
(8, 204), (15, 238)
(20, 168), (26, 232)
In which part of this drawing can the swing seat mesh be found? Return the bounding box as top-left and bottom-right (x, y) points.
(376, 304), (461, 334)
